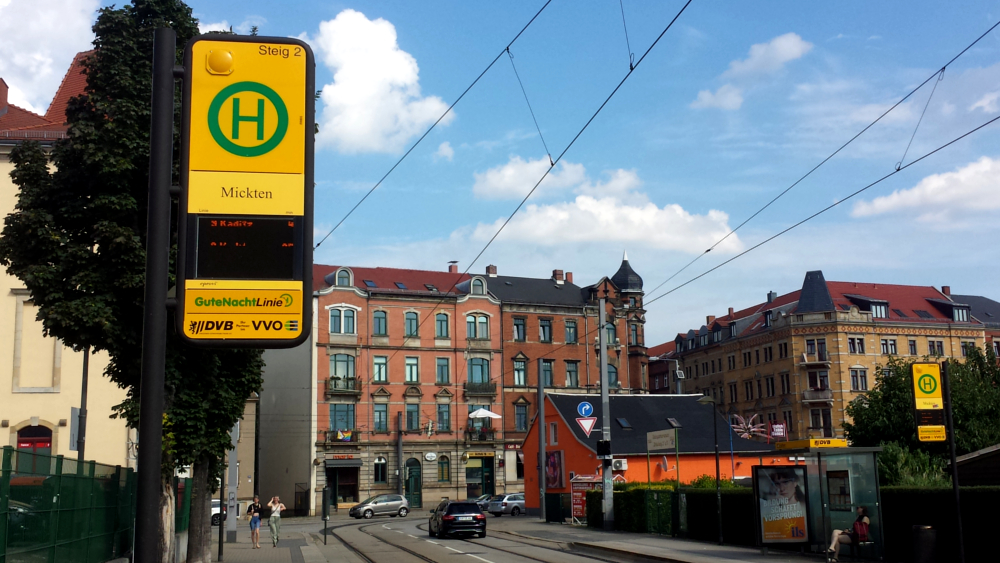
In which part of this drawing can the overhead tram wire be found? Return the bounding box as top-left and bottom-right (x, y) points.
(314, 0), (554, 250)
(619, 0), (635, 69)
(642, 18), (1000, 298)
(379, 0), (694, 367)
(507, 47), (554, 165)
(644, 112), (1000, 307)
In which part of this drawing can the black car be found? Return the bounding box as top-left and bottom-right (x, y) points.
(428, 500), (486, 538)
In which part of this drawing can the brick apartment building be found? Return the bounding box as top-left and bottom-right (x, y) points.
(304, 255), (651, 512)
(665, 271), (986, 440)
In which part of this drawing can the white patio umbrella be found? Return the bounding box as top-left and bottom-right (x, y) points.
(467, 408), (501, 419)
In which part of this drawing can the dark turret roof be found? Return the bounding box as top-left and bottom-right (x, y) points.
(797, 270), (834, 313)
(611, 251), (643, 293)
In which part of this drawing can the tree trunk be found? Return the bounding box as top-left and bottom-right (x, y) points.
(187, 458), (213, 563)
(160, 475), (176, 563)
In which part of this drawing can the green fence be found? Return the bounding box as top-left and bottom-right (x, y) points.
(585, 488), (673, 534)
(0, 446), (136, 563)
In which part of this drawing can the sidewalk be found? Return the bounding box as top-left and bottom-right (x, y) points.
(211, 524), (328, 563)
(489, 517), (824, 563)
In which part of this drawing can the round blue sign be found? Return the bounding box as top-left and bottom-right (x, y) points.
(577, 402), (594, 417)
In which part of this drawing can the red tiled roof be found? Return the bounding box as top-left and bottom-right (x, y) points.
(44, 51), (91, 125)
(0, 103), (51, 131)
(648, 341), (676, 357)
(826, 281), (952, 322)
(314, 264), (470, 295)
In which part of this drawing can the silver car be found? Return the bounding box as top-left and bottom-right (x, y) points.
(487, 493), (525, 516)
(349, 494), (410, 519)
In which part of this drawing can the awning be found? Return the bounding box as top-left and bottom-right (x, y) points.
(468, 408), (501, 419)
(325, 459), (363, 468)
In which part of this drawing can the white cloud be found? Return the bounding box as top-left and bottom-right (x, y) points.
(0, 0), (98, 114)
(472, 155), (585, 199)
(969, 91), (1000, 113)
(198, 16), (266, 35)
(310, 9), (451, 153)
(435, 141), (454, 161)
(198, 20), (232, 33)
(722, 33), (813, 79)
(690, 84), (744, 110)
(467, 195), (740, 253)
(851, 156), (1000, 222)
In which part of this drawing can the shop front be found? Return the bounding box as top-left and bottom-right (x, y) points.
(325, 456), (362, 508)
(465, 452), (495, 498)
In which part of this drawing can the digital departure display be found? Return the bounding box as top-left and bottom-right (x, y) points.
(196, 216), (298, 280)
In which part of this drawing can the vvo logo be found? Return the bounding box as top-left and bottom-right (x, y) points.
(189, 320), (234, 335)
(252, 320), (298, 332)
(207, 81), (288, 157)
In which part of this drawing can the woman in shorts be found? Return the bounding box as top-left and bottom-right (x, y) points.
(247, 496), (262, 549)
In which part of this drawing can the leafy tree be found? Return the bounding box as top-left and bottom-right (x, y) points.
(0, 1), (263, 560)
(686, 474), (742, 489)
(876, 441), (950, 487)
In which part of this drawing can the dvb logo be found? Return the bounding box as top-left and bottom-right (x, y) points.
(188, 320), (234, 335)
(251, 320), (284, 331)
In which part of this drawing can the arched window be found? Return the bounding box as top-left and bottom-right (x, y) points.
(606, 323), (616, 344)
(16, 426), (52, 473)
(373, 311), (387, 335)
(374, 456), (388, 484)
(435, 314), (449, 338)
(405, 312), (419, 337)
(336, 269), (351, 286)
(343, 310), (355, 334)
(438, 455), (451, 482)
(607, 365), (619, 388)
(467, 315), (476, 338)
(472, 278), (485, 295)
(329, 308), (356, 334)
(468, 358), (490, 383)
(478, 316), (489, 339)
(330, 354), (355, 379)
(466, 314), (489, 339)
(329, 309), (341, 333)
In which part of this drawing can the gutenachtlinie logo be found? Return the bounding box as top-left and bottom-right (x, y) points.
(208, 81), (288, 157)
(194, 294), (293, 308)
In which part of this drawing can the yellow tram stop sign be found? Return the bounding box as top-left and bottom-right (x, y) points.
(176, 36), (315, 347)
(911, 363), (947, 442)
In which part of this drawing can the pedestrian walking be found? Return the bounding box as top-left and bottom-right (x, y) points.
(247, 495), (263, 549)
(267, 495), (285, 547)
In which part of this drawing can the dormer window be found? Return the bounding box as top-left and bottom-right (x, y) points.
(336, 269), (351, 286)
(713, 329), (721, 343)
(471, 278), (485, 295)
(730, 324), (737, 338)
(871, 304), (888, 318)
(953, 307), (970, 322)
(699, 334), (708, 346)
(763, 311), (772, 328)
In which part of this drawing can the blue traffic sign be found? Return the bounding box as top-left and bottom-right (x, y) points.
(577, 402), (594, 417)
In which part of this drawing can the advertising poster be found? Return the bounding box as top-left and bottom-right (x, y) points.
(570, 475), (601, 518)
(754, 466), (809, 543)
(545, 450), (564, 489)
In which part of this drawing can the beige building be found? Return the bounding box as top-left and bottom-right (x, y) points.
(670, 271), (984, 440)
(0, 54), (131, 467)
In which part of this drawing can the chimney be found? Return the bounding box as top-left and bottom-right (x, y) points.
(767, 291), (777, 303)
(566, 272), (573, 284)
(448, 264), (458, 274)
(942, 285), (951, 296)
(552, 269), (564, 284)
(706, 315), (716, 325)
(486, 265), (497, 277)
(728, 307), (734, 317)
(0, 78), (7, 115)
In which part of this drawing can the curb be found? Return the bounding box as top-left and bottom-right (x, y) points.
(570, 542), (690, 563)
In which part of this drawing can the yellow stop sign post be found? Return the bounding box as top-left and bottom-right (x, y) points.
(911, 363), (946, 442)
(177, 36), (314, 347)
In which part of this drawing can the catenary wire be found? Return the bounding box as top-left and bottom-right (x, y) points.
(619, 0), (635, 69)
(507, 47), (553, 164)
(897, 68), (945, 170)
(643, 113), (1000, 307)
(314, 0), (553, 249)
(376, 0), (694, 367)
(642, 18), (1000, 298)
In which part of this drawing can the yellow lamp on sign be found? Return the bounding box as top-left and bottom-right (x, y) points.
(206, 50), (234, 75)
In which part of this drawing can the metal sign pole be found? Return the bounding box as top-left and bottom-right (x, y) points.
(599, 296), (613, 530)
(537, 358), (546, 521)
(942, 361), (965, 563)
(134, 27), (175, 563)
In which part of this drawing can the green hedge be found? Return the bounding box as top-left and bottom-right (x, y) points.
(585, 488), (672, 534)
(677, 488), (755, 546)
(881, 486), (998, 562)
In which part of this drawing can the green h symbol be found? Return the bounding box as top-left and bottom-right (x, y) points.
(231, 97), (265, 140)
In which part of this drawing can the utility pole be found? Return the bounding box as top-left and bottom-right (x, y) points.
(134, 27), (175, 563)
(76, 346), (89, 461)
(219, 459), (225, 561)
(396, 412), (404, 495)
(599, 294), (613, 530)
(226, 423), (238, 543)
(537, 358), (546, 521)
(942, 361), (965, 563)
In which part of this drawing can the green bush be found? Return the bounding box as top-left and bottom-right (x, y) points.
(877, 441), (950, 486)
(614, 480), (676, 492)
(586, 490), (603, 528)
(880, 486), (997, 562)
(586, 488), (672, 534)
(677, 488), (755, 546)
(686, 474), (742, 489)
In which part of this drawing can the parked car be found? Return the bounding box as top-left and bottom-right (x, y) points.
(349, 494), (410, 519)
(487, 493), (525, 516)
(211, 499), (227, 526)
(428, 500), (486, 538)
(465, 494), (491, 511)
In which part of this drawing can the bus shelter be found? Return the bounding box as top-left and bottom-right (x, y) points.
(745, 441), (883, 559)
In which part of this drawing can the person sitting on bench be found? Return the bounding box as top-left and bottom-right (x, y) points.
(828, 506), (870, 562)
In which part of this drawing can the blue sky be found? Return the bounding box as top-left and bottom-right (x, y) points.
(4, 0), (1000, 343)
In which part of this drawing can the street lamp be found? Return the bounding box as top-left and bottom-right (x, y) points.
(696, 395), (723, 545)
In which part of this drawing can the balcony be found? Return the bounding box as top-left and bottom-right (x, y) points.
(800, 351), (831, 367)
(808, 426), (835, 438)
(463, 381), (497, 397)
(802, 388), (834, 404)
(465, 428), (497, 442)
(324, 428), (361, 443)
(466, 338), (493, 351)
(326, 377), (362, 397)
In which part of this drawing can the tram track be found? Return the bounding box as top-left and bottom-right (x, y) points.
(415, 522), (624, 563)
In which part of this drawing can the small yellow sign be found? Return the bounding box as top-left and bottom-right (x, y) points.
(188, 170), (304, 215)
(467, 452), (496, 458)
(912, 363), (944, 410)
(918, 425), (947, 442)
(775, 439), (848, 451)
(183, 280), (302, 341)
